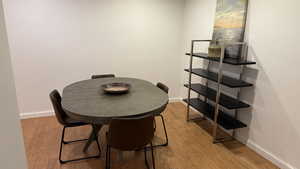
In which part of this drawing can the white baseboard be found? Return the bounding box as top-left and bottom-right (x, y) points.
(241, 138), (296, 169)
(20, 110), (54, 119)
(169, 97), (182, 103)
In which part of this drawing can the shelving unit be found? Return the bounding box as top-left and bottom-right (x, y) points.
(184, 40), (255, 143)
(186, 52), (256, 65)
(184, 68), (253, 88)
(183, 84), (250, 109)
(183, 98), (247, 130)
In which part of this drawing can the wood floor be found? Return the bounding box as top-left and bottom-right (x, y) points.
(21, 102), (279, 169)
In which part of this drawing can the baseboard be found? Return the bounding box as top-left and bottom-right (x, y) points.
(235, 135), (295, 169)
(20, 110), (54, 119)
(169, 97), (182, 103)
(246, 139), (295, 169)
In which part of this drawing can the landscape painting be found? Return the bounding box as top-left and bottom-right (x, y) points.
(212, 0), (248, 58)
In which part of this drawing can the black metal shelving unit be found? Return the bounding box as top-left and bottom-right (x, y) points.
(186, 52), (256, 65)
(184, 84), (250, 109)
(183, 98), (247, 130)
(184, 40), (255, 143)
(184, 68), (253, 88)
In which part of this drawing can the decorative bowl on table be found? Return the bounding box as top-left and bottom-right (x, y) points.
(101, 83), (131, 94)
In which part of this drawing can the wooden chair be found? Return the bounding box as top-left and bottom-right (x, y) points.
(91, 74), (115, 79)
(49, 90), (101, 164)
(154, 82), (169, 147)
(106, 115), (155, 169)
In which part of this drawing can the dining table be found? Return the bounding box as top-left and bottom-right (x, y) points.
(61, 77), (169, 152)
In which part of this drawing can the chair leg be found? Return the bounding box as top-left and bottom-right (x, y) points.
(63, 138), (89, 144)
(59, 126), (66, 164)
(150, 142), (156, 169)
(153, 118), (156, 132)
(59, 125), (101, 164)
(159, 114), (169, 146)
(62, 126), (89, 144)
(95, 135), (101, 158)
(144, 147), (150, 169)
(105, 145), (111, 169)
(138, 115), (169, 152)
(106, 145), (109, 169)
(151, 115), (168, 148)
(109, 146), (111, 169)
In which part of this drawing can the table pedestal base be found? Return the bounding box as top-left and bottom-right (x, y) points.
(83, 124), (103, 153)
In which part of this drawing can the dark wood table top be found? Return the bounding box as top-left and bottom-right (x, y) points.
(62, 77), (168, 124)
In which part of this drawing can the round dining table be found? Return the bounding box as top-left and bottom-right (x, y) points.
(61, 77), (169, 152)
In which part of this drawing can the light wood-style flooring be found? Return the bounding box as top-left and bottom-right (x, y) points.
(21, 102), (279, 169)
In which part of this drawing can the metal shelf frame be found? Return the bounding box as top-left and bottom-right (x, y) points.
(186, 40), (249, 143)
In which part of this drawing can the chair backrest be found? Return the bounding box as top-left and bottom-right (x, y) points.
(91, 74), (115, 79)
(49, 90), (68, 126)
(156, 82), (169, 94)
(107, 115), (154, 151)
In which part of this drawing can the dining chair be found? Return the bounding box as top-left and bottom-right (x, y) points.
(49, 90), (101, 164)
(106, 115), (156, 169)
(154, 82), (169, 147)
(91, 74), (116, 79)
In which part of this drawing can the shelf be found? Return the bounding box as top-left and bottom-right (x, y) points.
(184, 68), (253, 88)
(184, 84), (250, 109)
(183, 98), (247, 130)
(186, 53), (256, 65)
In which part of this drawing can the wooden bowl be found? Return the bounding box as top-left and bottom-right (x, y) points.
(102, 83), (131, 94)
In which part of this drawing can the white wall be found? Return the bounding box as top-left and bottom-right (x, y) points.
(0, 0), (28, 168)
(3, 0), (185, 115)
(3, 0), (300, 168)
(182, 0), (300, 169)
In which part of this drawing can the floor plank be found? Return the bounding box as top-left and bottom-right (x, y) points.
(21, 102), (279, 169)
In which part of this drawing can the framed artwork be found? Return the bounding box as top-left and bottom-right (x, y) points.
(212, 0), (248, 58)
